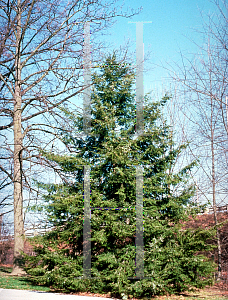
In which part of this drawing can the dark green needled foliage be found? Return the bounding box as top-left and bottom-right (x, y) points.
(24, 54), (215, 297)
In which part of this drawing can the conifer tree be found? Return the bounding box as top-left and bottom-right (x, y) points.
(25, 54), (215, 297)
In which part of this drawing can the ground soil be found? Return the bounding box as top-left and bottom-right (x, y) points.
(68, 285), (228, 299)
(1, 264), (228, 299)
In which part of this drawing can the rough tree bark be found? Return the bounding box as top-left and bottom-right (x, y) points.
(11, 0), (26, 275)
(211, 96), (222, 280)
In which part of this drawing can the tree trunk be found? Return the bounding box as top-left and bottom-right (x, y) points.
(0, 214), (2, 240)
(211, 98), (222, 281)
(11, 0), (25, 276)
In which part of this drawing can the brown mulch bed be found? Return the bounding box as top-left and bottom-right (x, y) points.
(65, 287), (228, 299)
(68, 286), (228, 299)
(68, 292), (114, 298)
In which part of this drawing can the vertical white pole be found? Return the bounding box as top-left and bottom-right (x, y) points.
(83, 22), (91, 278)
(130, 20), (151, 279)
(83, 165), (91, 278)
(83, 22), (91, 135)
(136, 22), (144, 137)
(136, 166), (144, 278)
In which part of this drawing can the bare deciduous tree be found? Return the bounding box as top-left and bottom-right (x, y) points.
(0, 0), (138, 275)
(169, 0), (228, 280)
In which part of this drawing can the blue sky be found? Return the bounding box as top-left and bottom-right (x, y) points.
(103, 0), (219, 94)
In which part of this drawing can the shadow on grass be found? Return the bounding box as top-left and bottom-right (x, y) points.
(0, 268), (50, 292)
(0, 266), (12, 273)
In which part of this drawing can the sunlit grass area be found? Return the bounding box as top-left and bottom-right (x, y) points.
(0, 266), (50, 292)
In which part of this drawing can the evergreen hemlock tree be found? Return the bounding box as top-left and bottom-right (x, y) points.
(25, 54), (215, 297)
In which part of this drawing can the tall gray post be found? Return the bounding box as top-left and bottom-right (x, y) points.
(136, 166), (144, 278)
(136, 22), (144, 137)
(83, 165), (91, 278)
(83, 22), (91, 278)
(83, 22), (91, 135)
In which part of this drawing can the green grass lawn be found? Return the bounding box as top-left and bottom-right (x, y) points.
(0, 266), (50, 292)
